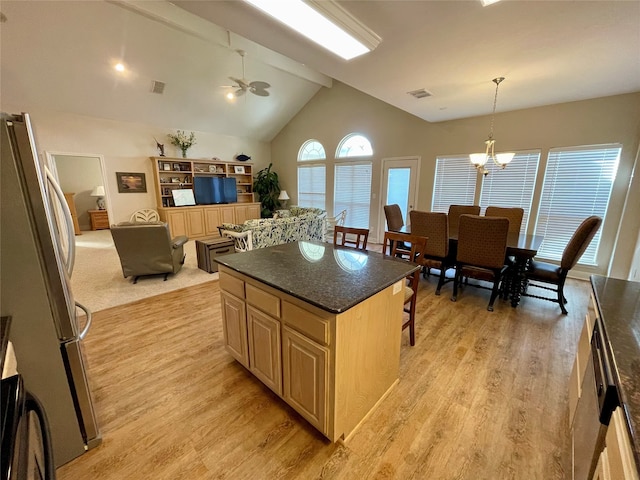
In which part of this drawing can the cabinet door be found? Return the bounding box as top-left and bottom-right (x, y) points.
(221, 292), (249, 368)
(247, 306), (282, 395)
(220, 206), (235, 224)
(282, 325), (328, 433)
(606, 407), (640, 480)
(203, 206), (222, 235)
(593, 448), (611, 480)
(186, 208), (205, 237)
(165, 210), (187, 237)
(236, 204), (260, 224)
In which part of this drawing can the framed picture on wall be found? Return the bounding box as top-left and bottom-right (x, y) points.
(116, 172), (147, 193)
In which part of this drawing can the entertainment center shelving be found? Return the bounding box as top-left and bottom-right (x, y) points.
(150, 156), (260, 239)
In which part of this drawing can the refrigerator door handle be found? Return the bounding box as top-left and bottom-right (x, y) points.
(75, 302), (92, 340)
(44, 165), (75, 275)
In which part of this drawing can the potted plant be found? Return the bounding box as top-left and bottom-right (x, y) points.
(253, 163), (281, 217)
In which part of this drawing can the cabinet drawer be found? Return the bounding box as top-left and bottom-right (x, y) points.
(246, 284), (281, 318)
(282, 301), (329, 346)
(220, 272), (245, 299)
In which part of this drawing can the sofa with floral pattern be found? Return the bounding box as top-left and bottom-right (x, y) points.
(220, 206), (327, 251)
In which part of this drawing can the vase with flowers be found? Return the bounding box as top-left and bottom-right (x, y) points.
(167, 130), (196, 158)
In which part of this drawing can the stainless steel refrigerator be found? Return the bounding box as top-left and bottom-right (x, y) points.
(0, 112), (101, 467)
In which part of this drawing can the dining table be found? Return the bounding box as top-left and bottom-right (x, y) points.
(391, 226), (544, 308)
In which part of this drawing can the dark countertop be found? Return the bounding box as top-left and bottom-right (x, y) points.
(0, 316), (10, 376)
(215, 241), (420, 313)
(591, 275), (640, 469)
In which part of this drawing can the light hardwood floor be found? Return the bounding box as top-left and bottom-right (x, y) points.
(56, 272), (589, 479)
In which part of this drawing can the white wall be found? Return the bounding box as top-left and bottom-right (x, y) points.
(4, 106), (272, 224)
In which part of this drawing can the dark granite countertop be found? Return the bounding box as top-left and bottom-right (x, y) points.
(0, 316), (10, 376)
(591, 275), (640, 469)
(215, 241), (420, 313)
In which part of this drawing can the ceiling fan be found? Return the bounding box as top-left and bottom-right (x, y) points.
(224, 49), (270, 97)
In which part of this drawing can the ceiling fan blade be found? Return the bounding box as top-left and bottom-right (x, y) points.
(249, 81), (270, 90)
(235, 88), (246, 97)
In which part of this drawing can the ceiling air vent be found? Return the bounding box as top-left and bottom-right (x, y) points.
(407, 88), (433, 99)
(150, 80), (165, 95)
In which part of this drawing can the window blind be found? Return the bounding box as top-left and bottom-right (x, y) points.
(334, 162), (372, 228)
(479, 150), (541, 234)
(535, 145), (621, 264)
(432, 156), (477, 213)
(297, 164), (326, 210)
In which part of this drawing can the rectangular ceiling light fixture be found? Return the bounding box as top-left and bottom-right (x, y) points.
(243, 0), (381, 60)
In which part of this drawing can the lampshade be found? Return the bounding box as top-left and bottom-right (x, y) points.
(278, 190), (290, 201)
(90, 185), (105, 197)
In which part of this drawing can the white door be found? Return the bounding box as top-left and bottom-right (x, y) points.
(380, 157), (420, 240)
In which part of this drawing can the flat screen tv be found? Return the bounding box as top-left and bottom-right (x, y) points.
(194, 176), (237, 205)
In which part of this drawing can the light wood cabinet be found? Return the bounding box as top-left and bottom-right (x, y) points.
(218, 265), (404, 442)
(247, 306), (282, 395)
(282, 325), (328, 432)
(220, 292), (249, 369)
(158, 203), (259, 238)
(63, 192), (81, 235)
(88, 209), (110, 230)
(150, 157), (255, 208)
(604, 407), (639, 480)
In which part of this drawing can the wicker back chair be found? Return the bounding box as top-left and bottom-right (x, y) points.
(451, 215), (509, 311)
(382, 231), (427, 346)
(485, 206), (524, 234)
(333, 226), (369, 250)
(524, 216), (602, 314)
(448, 205), (481, 237)
(409, 210), (453, 295)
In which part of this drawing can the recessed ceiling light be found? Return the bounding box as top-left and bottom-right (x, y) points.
(243, 0), (380, 60)
(114, 63), (125, 72)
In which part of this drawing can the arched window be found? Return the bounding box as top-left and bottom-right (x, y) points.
(297, 139), (326, 210)
(334, 133), (373, 228)
(298, 140), (326, 161)
(336, 133), (373, 158)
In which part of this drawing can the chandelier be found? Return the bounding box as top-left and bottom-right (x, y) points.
(470, 77), (515, 175)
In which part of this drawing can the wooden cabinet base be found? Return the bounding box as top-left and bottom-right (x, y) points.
(219, 266), (404, 442)
(88, 209), (109, 230)
(158, 203), (260, 239)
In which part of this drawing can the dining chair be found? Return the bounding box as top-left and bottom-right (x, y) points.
(384, 204), (404, 232)
(523, 215), (602, 314)
(333, 225), (369, 250)
(383, 231), (427, 346)
(409, 210), (453, 295)
(451, 214), (509, 311)
(326, 209), (347, 242)
(448, 205), (481, 237)
(485, 206), (524, 234)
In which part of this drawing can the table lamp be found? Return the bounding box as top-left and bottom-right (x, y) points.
(91, 185), (106, 210)
(278, 190), (290, 208)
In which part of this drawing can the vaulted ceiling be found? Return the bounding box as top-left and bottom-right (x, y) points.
(2, 0), (639, 142)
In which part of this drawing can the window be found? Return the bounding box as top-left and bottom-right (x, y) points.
(432, 155), (477, 213)
(336, 134), (373, 158)
(479, 150), (541, 234)
(535, 144), (621, 264)
(297, 165), (326, 209)
(334, 162), (372, 228)
(334, 134), (373, 227)
(297, 139), (326, 209)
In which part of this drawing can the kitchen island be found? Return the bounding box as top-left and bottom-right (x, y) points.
(215, 241), (419, 442)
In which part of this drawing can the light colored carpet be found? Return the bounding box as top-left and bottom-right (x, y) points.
(71, 230), (218, 312)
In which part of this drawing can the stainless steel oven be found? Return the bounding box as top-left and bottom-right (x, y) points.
(572, 318), (618, 480)
(1, 374), (56, 480)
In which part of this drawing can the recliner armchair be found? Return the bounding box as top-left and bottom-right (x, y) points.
(110, 221), (188, 284)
